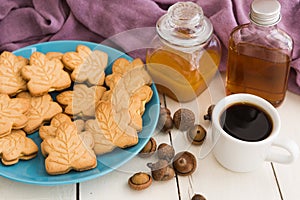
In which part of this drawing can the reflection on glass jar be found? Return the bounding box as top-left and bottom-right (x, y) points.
(146, 2), (221, 102)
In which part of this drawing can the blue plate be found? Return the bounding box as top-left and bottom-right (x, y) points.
(0, 40), (159, 185)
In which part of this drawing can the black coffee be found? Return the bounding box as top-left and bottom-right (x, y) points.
(220, 103), (272, 142)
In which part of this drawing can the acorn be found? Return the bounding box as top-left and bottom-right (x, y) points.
(187, 124), (207, 145)
(173, 151), (197, 176)
(157, 143), (175, 162)
(139, 137), (157, 158)
(157, 107), (173, 132)
(173, 108), (195, 131)
(128, 172), (152, 190)
(147, 160), (175, 181)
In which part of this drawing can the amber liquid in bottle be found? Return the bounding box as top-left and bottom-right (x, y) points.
(146, 48), (220, 102)
(226, 41), (290, 107)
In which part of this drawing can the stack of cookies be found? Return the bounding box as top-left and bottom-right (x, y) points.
(0, 44), (153, 175)
(95, 58), (153, 149)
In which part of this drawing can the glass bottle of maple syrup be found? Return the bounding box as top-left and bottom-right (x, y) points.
(146, 2), (221, 102)
(226, 0), (293, 107)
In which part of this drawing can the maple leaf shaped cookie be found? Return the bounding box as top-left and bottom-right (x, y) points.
(85, 119), (115, 155)
(105, 58), (146, 89)
(16, 92), (62, 134)
(109, 63), (152, 129)
(129, 85), (153, 131)
(39, 113), (83, 140)
(41, 121), (97, 175)
(62, 45), (108, 85)
(108, 60), (152, 114)
(56, 84), (106, 118)
(21, 52), (71, 96)
(0, 51), (28, 96)
(0, 130), (38, 165)
(39, 113), (93, 150)
(96, 100), (138, 148)
(0, 94), (30, 137)
(95, 58), (153, 148)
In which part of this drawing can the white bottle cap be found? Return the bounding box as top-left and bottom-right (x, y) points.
(250, 0), (281, 26)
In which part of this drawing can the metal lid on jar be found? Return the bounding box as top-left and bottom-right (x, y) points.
(250, 0), (281, 26)
(156, 2), (213, 48)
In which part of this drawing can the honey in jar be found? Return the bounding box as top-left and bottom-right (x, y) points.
(146, 2), (221, 102)
(226, 0), (293, 107)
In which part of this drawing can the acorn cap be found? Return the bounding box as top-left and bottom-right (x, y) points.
(187, 124), (207, 145)
(173, 151), (197, 176)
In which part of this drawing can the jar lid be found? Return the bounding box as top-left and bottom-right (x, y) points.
(156, 2), (213, 48)
(250, 0), (281, 26)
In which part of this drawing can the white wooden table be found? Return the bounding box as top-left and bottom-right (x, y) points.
(1, 72), (299, 200)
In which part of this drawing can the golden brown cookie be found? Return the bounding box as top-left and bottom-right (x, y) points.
(38, 113), (93, 149)
(62, 45), (92, 71)
(95, 58), (153, 148)
(56, 84), (106, 118)
(16, 92), (62, 134)
(129, 85), (153, 131)
(39, 113), (82, 140)
(45, 52), (64, 60)
(21, 51), (71, 96)
(109, 58), (144, 77)
(0, 51), (28, 96)
(85, 119), (116, 155)
(107, 59), (152, 114)
(17, 55), (29, 65)
(0, 94), (30, 137)
(105, 58), (146, 89)
(78, 130), (95, 150)
(0, 130), (38, 165)
(96, 100), (138, 148)
(109, 61), (152, 128)
(62, 45), (107, 85)
(41, 121), (97, 175)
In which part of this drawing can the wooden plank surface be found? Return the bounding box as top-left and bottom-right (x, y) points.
(273, 91), (300, 200)
(80, 73), (283, 200)
(80, 125), (179, 200)
(1, 73), (298, 200)
(164, 73), (282, 200)
(0, 176), (76, 200)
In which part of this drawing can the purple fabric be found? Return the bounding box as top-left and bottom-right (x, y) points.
(0, 0), (299, 94)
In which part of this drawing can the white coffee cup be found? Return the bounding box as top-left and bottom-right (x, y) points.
(211, 93), (299, 172)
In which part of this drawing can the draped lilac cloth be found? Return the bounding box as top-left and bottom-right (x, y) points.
(0, 0), (299, 94)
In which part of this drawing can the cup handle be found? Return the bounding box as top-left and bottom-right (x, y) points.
(266, 137), (299, 164)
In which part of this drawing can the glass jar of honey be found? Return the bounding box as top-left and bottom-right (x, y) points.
(146, 2), (221, 102)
